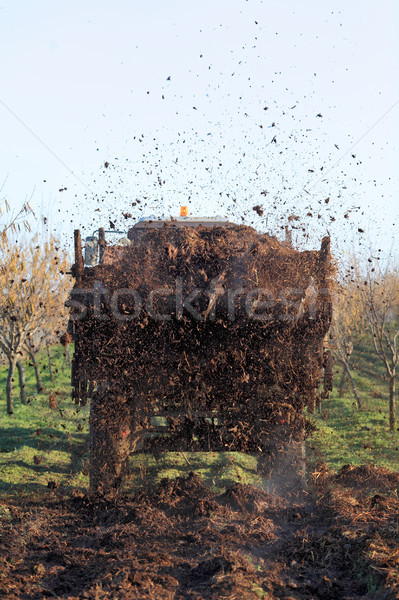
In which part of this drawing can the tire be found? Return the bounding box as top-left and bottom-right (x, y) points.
(89, 388), (132, 494)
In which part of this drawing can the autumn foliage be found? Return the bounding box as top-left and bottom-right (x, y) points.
(0, 235), (71, 413)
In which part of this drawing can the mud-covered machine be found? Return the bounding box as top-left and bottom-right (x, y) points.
(67, 210), (333, 493)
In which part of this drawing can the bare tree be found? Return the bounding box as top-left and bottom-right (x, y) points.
(16, 360), (27, 405)
(361, 260), (399, 431)
(0, 235), (70, 413)
(0, 180), (32, 244)
(24, 336), (44, 393)
(331, 274), (366, 409)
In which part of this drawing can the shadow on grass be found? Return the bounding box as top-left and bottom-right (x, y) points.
(1, 424), (262, 496)
(0, 426), (89, 495)
(3, 459), (78, 476)
(0, 480), (67, 496)
(0, 425), (87, 452)
(126, 451), (260, 494)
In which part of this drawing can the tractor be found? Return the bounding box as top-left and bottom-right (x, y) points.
(67, 208), (333, 494)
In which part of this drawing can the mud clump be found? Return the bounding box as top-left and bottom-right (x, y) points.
(151, 471), (217, 514)
(219, 482), (277, 513)
(335, 463), (399, 490)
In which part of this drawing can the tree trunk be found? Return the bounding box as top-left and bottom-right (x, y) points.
(29, 350), (44, 393)
(6, 357), (17, 415)
(389, 373), (396, 432)
(46, 342), (54, 383)
(62, 344), (71, 372)
(343, 359), (362, 410)
(338, 343), (353, 398)
(308, 388), (316, 414)
(16, 361), (27, 405)
(338, 368), (347, 397)
(316, 393), (323, 414)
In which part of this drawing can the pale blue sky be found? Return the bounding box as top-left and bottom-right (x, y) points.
(0, 0), (398, 255)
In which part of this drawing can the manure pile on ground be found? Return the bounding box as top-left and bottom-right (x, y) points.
(1, 466), (398, 600)
(71, 224), (334, 454)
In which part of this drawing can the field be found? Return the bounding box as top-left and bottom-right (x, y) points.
(308, 339), (399, 472)
(1, 344), (399, 598)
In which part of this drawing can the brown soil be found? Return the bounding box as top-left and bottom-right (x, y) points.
(1, 466), (398, 599)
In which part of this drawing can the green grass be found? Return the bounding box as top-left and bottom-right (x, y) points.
(129, 451), (261, 494)
(0, 346), (91, 495)
(307, 338), (399, 471)
(0, 339), (398, 497)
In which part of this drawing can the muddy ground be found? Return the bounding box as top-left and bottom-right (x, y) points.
(1, 464), (398, 599)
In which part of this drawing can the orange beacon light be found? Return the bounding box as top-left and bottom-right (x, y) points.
(180, 206), (189, 217)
